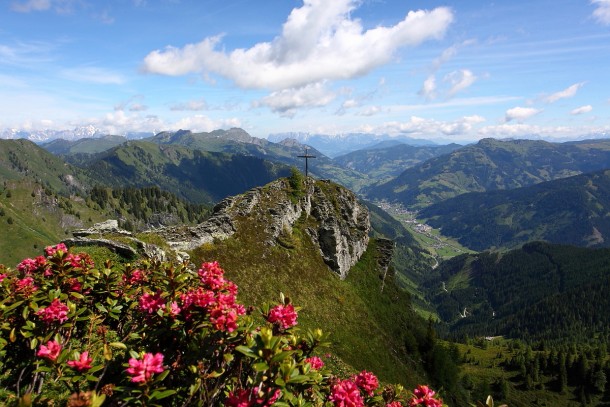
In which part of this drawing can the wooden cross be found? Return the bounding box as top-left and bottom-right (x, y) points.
(297, 147), (316, 178)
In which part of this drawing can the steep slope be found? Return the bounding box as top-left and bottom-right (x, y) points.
(424, 241), (610, 344)
(146, 128), (369, 191)
(65, 176), (442, 388)
(420, 169), (610, 250)
(366, 138), (610, 208)
(334, 143), (462, 180)
(40, 134), (127, 155)
(0, 139), (90, 195)
(83, 140), (291, 204)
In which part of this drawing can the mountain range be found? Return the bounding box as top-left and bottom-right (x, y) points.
(365, 137), (610, 209)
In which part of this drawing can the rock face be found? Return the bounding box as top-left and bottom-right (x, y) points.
(156, 178), (370, 279)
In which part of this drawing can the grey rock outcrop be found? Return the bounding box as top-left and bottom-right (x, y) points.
(73, 220), (132, 237)
(155, 178), (370, 279)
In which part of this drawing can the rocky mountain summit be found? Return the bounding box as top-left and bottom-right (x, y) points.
(155, 177), (370, 279)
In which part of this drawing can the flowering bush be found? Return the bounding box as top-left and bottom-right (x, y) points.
(0, 244), (446, 406)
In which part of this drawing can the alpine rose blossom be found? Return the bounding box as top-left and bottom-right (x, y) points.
(139, 291), (165, 314)
(67, 351), (93, 372)
(45, 243), (68, 257)
(329, 379), (364, 407)
(15, 276), (38, 297)
(126, 352), (165, 383)
(305, 356), (324, 370)
(267, 304), (298, 329)
(387, 402), (403, 407)
(409, 385), (443, 407)
(353, 370), (379, 396)
(37, 340), (62, 362)
(37, 298), (69, 324)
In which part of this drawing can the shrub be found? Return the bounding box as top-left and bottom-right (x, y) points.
(0, 245), (444, 406)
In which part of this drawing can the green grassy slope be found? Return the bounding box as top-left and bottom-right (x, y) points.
(83, 140), (292, 204)
(420, 169), (610, 251)
(181, 179), (432, 387)
(366, 138), (610, 209)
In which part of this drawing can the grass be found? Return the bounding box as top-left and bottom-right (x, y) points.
(188, 180), (430, 387)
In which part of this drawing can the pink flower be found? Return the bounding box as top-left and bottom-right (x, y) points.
(267, 304), (298, 329)
(387, 402), (403, 407)
(17, 258), (38, 274)
(209, 303), (245, 332)
(15, 277), (38, 297)
(353, 370), (379, 396)
(329, 379), (364, 407)
(168, 301), (181, 317)
(37, 298), (69, 324)
(224, 388), (280, 407)
(304, 356), (324, 370)
(139, 291), (165, 314)
(123, 269), (145, 285)
(37, 340), (62, 362)
(225, 389), (254, 407)
(45, 243), (68, 257)
(67, 351), (93, 372)
(0, 274), (6, 283)
(409, 385), (442, 407)
(126, 352), (165, 383)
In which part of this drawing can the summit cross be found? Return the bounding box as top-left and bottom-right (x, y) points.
(297, 147), (316, 178)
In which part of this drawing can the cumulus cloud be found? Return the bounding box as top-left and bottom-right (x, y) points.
(418, 75), (437, 100)
(358, 106), (382, 116)
(505, 106), (541, 122)
(128, 103), (148, 112)
(142, 1), (454, 90)
(545, 82), (585, 103)
(445, 69), (477, 97)
(170, 99), (208, 111)
(592, 0), (610, 24)
(376, 115), (485, 137)
(571, 105), (593, 115)
(254, 82), (336, 117)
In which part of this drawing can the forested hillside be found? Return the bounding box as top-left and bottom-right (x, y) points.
(425, 241), (610, 344)
(420, 169), (610, 250)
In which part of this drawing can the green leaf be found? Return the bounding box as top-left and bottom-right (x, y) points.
(235, 345), (258, 359)
(252, 362), (269, 372)
(149, 389), (176, 400)
(95, 303), (108, 313)
(109, 341), (127, 350)
(271, 350), (295, 363)
(154, 369), (170, 383)
(286, 375), (311, 384)
(70, 292), (84, 299)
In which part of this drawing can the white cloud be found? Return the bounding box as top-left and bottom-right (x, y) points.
(170, 99), (208, 111)
(61, 67), (126, 85)
(444, 69), (477, 97)
(11, 0), (51, 12)
(505, 106), (541, 122)
(171, 115), (241, 132)
(418, 75), (437, 100)
(571, 105), (593, 115)
(254, 82), (336, 117)
(376, 115), (486, 137)
(545, 82), (585, 103)
(358, 106), (381, 116)
(592, 0), (610, 25)
(142, 1), (454, 90)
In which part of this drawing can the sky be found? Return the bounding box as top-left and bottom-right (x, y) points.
(1, 0), (610, 142)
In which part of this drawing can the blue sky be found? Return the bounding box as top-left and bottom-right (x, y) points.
(1, 0), (610, 142)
